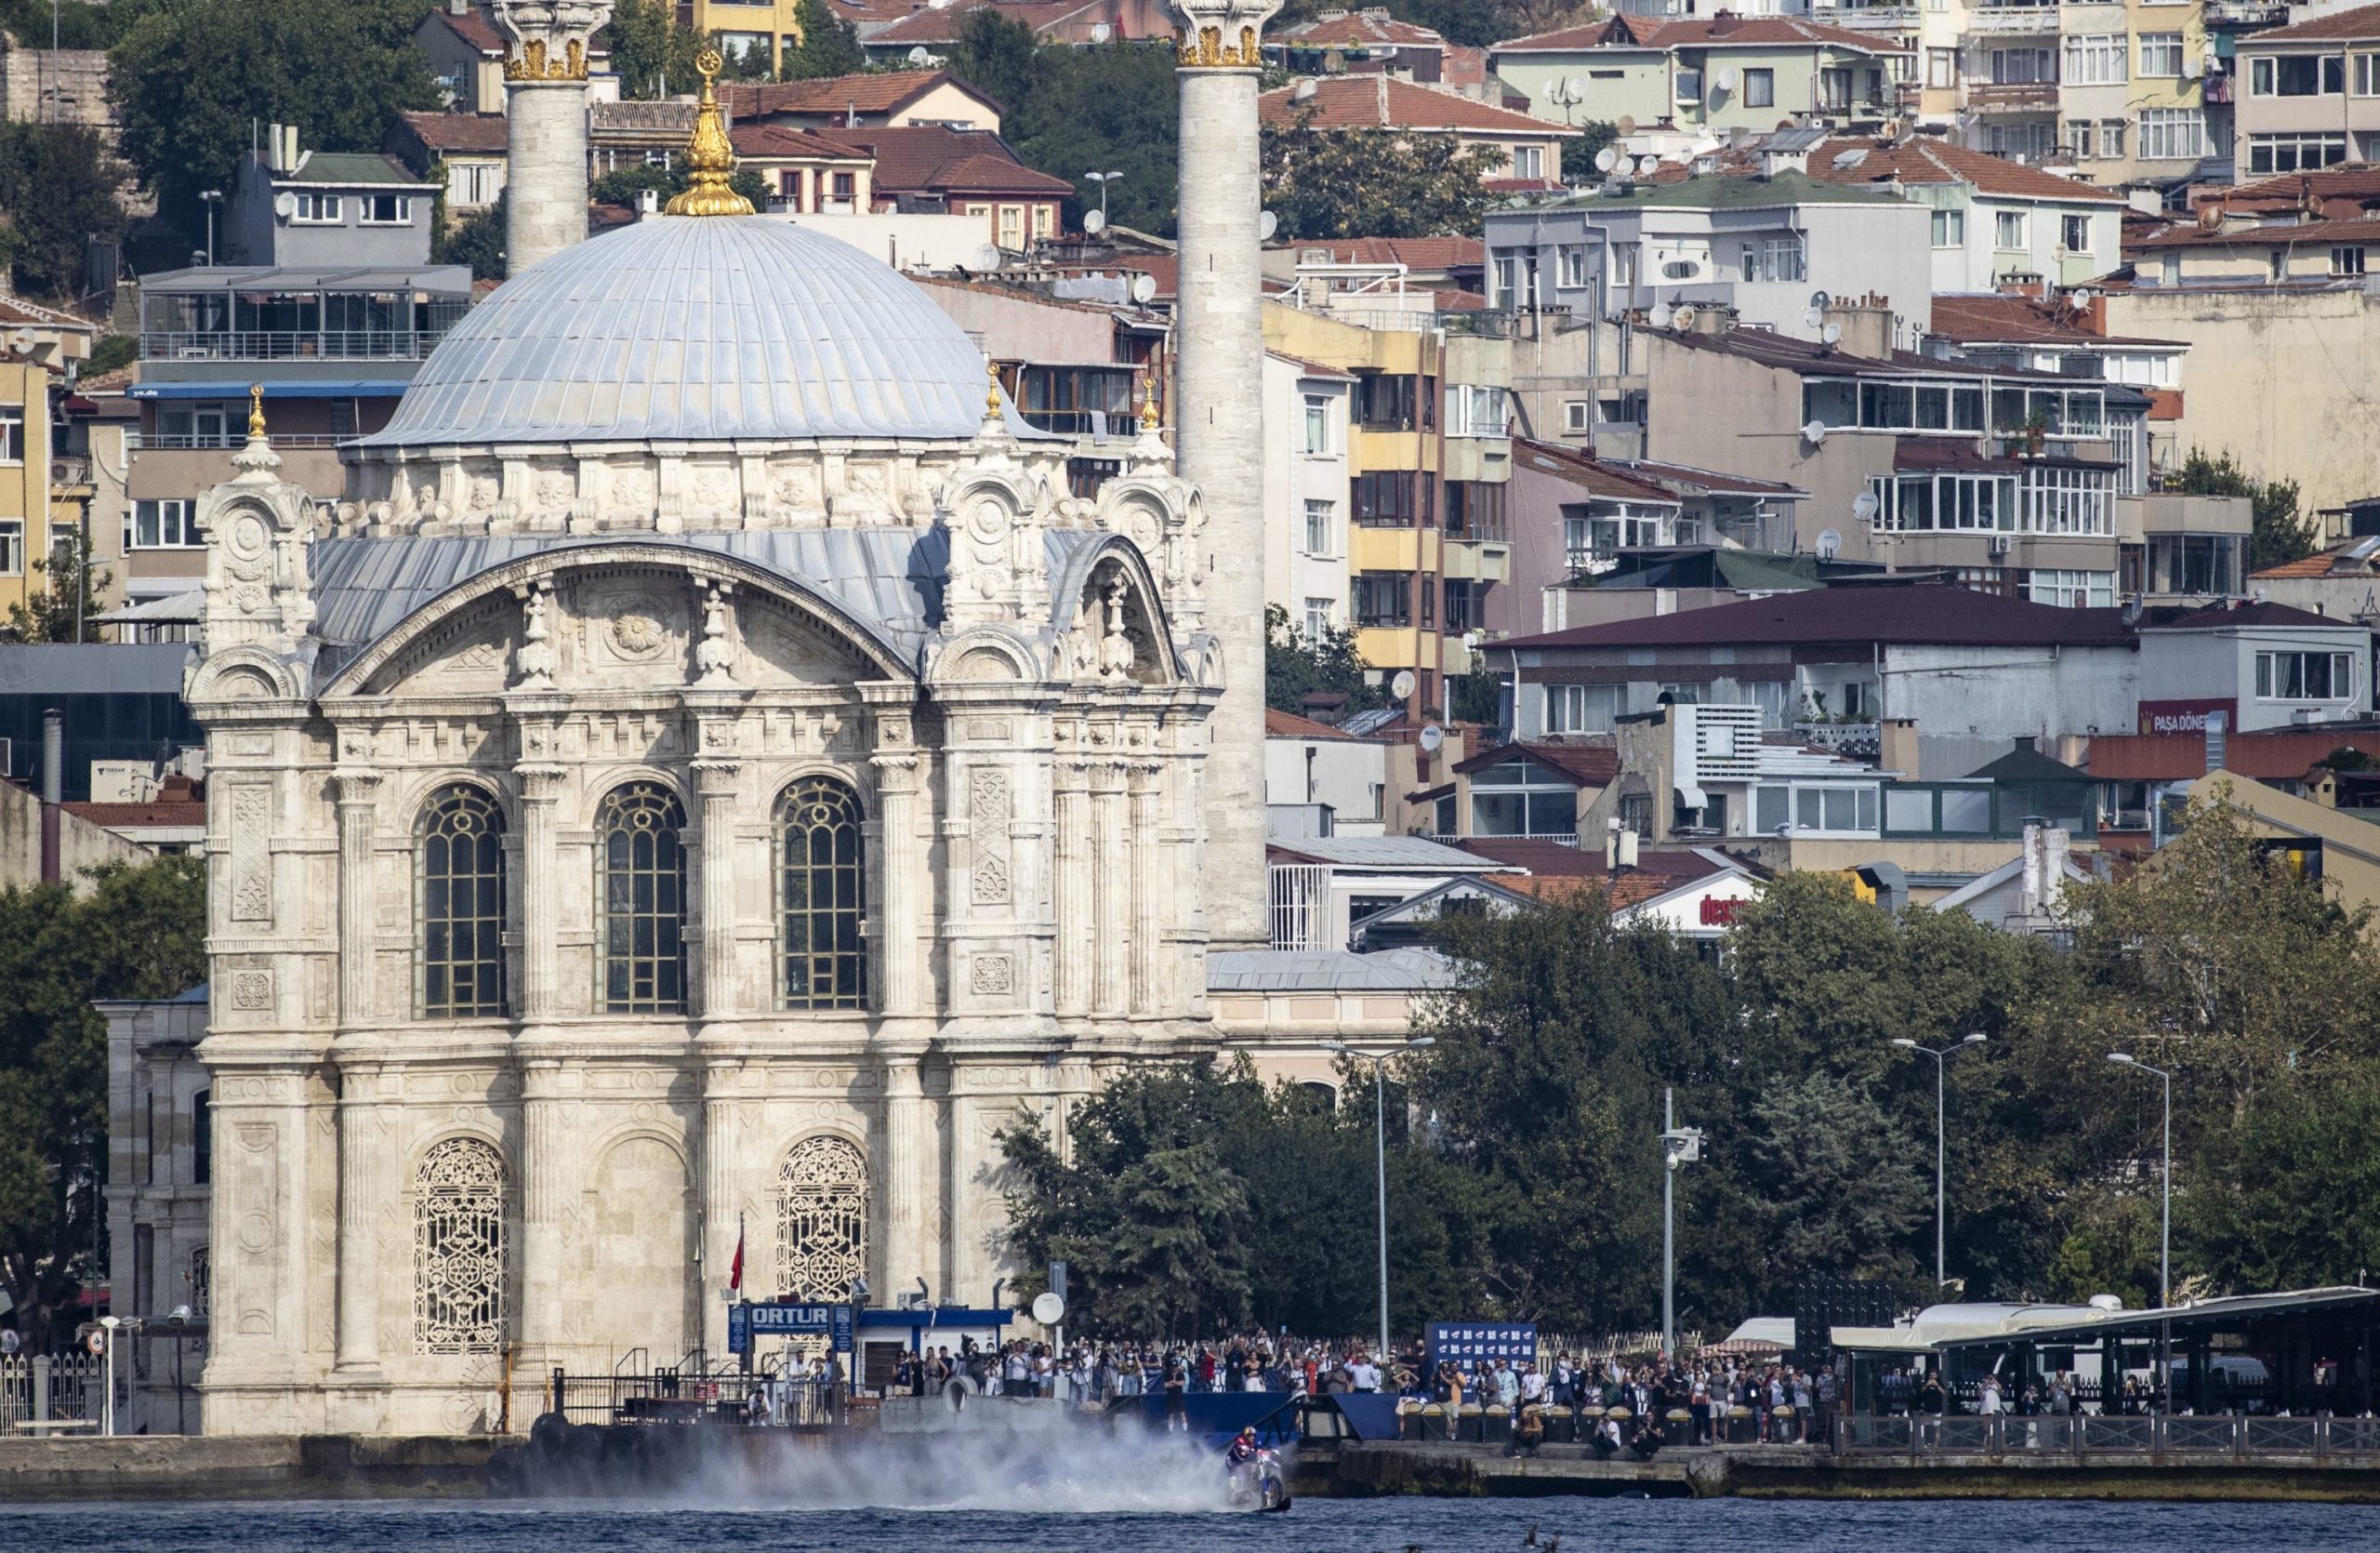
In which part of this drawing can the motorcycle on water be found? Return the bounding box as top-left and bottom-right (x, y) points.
(1225, 1444), (1291, 1513)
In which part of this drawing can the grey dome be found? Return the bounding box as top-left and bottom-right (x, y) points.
(359, 217), (988, 447)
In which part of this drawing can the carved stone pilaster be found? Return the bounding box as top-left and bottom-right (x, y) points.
(333, 768), (383, 1029)
(332, 1061), (387, 1374)
(693, 757), (742, 1021)
(1052, 759), (1091, 1018)
(1090, 759), (1129, 1016)
(872, 753), (922, 1017)
(1128, 760), (1165, 1015)
(514, 763), (566, 1023)
(518, 1057), (567, 1359)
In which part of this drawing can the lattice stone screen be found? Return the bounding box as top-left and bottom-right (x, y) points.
(775, 1135), (867, 1302)
(414, 1137), (508, 1354)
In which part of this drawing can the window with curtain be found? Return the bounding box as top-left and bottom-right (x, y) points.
(416, 784), (507, 1018)
(777, 776), (866, 1010)
(597, 782), (687, 1014)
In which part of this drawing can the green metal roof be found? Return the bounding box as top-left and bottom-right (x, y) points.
(276, 153), (426, 188)
(1554, 168), (1906, 211)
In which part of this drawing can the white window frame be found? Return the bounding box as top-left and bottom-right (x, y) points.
(1302, 498), (1334, 556)
(2061, 214), (2094, 254)
(1927, 49), (1955, 89)
(290, 192), (341, 223)
(1563, 400), (1593, 433)
(358, 192), (412, 226)
(2248, 133), (2347, 174)
(1544, 684), (1621, 736)
(2027, 568), (2118, 608)
(1753, 781), (1880, 838)
(1556, 243), (1590, 288)
(2357, 52), (2380, 98)
(2068, 120), (2096, 161)
(129, 498), (202, 549)
(1302, 596), (1334, 642)
(1510, 143), (1545, 181)
(2135, 108), (2206, 162)
(2335, 246), (2369, 277)
(0, 403), (20, 464)
(1448, 384), (1510, 439)
(2256, 649), (2358, 701)
(2064, 34), (2126, 87)
(1931, 208), (1965, 248)
(1302, 392), (1331, 455)
(1995, 209), (2030, 251)
(0, 520), (21, 577)
(1744, 67), (1776, 107)
(2137, 33), (2185, 79)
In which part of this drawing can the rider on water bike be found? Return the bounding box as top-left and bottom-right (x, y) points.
(1225, 1427), (1261, 1467)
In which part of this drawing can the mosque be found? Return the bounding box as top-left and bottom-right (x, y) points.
(180, 0), (1286, 1434)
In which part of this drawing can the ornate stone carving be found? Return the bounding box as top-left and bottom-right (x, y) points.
(693, 580), (738, 686)
(230, 970), (273, 1011)
(494, 0), (608, 80)
(229, 785), (272, 922)
(971, 953), (1014, 996)
(412, 1138), (508, 1354)
(969, 767), (1012, 907)
(774, 1135), (867, 1302)
(513, 581), (557, 689)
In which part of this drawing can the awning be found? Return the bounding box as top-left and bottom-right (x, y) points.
(94, 591), (203, 625)
(130, 380), (410, 400)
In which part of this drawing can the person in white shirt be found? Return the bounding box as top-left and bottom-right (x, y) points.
(1518, 1363), (1547, 1405)
(1347, 1354), (1382, 1393)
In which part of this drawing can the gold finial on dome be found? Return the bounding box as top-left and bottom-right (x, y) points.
(665, 48), (755, 218)
(1138, 365), (1161, 432)
(247, 382), (267, 440)
(985, 359), (1004, 417)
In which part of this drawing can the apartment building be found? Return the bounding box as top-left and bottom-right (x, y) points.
(1803, 133), (2125, 288)
(2053, 0), (2218, 183)
(1491, 14), (1911, 138)
(0, 297), (96, 625)
(722, 71), (1004, 134)
(2229, 3), (2380, 172)
(1265, 352), (1356, 647)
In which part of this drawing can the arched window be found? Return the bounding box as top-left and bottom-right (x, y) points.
(775, 777), (866, 1010)
(596, 782), (687, 1014)
(416, 784), (508, 1018)
(775, 1135), (868, 1303)
(413, 1137), (506, 1354)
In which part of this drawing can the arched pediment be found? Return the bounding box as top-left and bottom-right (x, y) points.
(318, 542), (912, 699)
(922, 627), (1042, 688)
(187, 645), (304, 707)
(1050, 535), (1183, 688)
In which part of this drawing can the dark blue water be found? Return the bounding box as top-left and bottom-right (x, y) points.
(7, 1498), (2376, 1551)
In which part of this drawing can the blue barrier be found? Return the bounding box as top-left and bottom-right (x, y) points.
(1106, 1390), (1302, 1448)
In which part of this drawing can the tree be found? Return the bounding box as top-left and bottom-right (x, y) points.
(434, 195), (507, 282)
(590, 160), (767, 215)
(1264, 603), (1391, 718)
(109, 0), (436, 245)
(2175, 448), (2315, 573)
(780, 0), (866, 80)
(3, 530), (111, 644)
(0, 123), (129, 301)
(1740, 1074), (1930, 1300)
(2184, 1079), (2380, 1294)
(1263, 112), (1500, 241)
(0, 856), (206, 1353)
(606, 0), (709, 99)
(944, 8), (1038, 120)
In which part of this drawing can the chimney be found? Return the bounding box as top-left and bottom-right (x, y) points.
(2011, 735), (2036, 755)
(1605, 816), (1620, 871)
(1819, 301), (1893, 360)
(39, 707), (61, 884)
(1618, 828), (1639, 869)
(266, 121), (284, 173)
(1710, 8), (1739, 34)
(1878, 718), (1919, 777)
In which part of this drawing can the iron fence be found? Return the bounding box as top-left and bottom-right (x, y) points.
(2, 1353), (110, 1432)
(1842, 1412), (2380, 1458)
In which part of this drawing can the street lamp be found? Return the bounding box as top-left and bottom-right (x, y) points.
(167, 1305), (191, 1436)
(199, 190), (223, 267)
(1084, 169), (1125, 221)
(1891, 1032), (1987, 1290)
(2108, 1052), (2175, 1411)
(1659, 1089), (1702, 1362)
(1321, 1036), (1434, 1372)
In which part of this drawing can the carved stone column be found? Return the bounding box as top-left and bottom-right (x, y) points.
(693, 757), (741, 1022)
(702, 1061), (741, 1339)
(334, 768), (382, 1029)
(1091, 760), (1129, 1016)
(873, 753), (922, 1017)
(882, 1058), (926, 1301)
(332, 1061), (385, 1374)
(518, 1058), (565, 1360)
(1128, 761), (1165, 1015)
(1051, 760), (1091, 1018)
(514, 763), (564, 1023)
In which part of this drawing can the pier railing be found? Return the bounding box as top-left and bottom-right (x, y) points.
(1840, 1413), (2380, 1459)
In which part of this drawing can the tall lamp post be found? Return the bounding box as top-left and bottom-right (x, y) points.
(1660, 1089), (1702, 1361)
(1322, 1036), (1434, 1370)
(2108, 1052), (2174, 1408)
(1891, 1032), (1987, 1289)
(1084, 169), (1125, 223)
(199, 190), (223, 267)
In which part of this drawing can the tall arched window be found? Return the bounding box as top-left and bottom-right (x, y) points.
(775, 1135), (868, 1303)
(597, 782), (687, 1014)
(776, 776), (866, 1010)
(416, 784), (508, 1018)
(413, 1137), (506, 1354)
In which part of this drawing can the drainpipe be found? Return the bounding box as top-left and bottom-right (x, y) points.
(40, 706), (62, 883)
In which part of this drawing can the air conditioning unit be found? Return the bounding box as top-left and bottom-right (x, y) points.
(1987, 535), (2012, 557)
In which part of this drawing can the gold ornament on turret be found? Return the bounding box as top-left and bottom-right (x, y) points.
(1138, 366), (1161, 432)
(247, 382), (268, 440)
(985, 360), (1004, 417)
(665, 49), (755, 218)
(503, 37), (588, 82)
(1176, 23), (1260, 67)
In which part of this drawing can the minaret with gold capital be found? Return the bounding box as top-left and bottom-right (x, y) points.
(490, 0), (615, 274)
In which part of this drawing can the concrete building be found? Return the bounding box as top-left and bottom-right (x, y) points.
(1489, 15), (1911, 138)
(2230, 3), (2380, 173)
(1803, 134), (2126, 290)
(223, 140), (435, 269)
(0, 294), (95, 627)
(1485, 168), (1931, 344)
(2135, 598), (2375, 732)
(2051, 0), (2216, 186)
(389, 112), (510, 218)
(1263, 350), (1355, 645)
(1263, 706), (1457, 838)
(825, 126), (1074, 249)
(723, 71), (1004, 133)
(862, 0), (1179, 61)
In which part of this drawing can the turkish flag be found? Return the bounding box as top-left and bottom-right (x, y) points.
(729, 1217), (746, 1294)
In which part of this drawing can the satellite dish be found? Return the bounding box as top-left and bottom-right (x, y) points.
(1808, 289), (1831, 311)
(1259, 209), (1279, 241)
(1567, 76), (1588, 99)
(908, 45), (931, 65)
(1717, 66), (1740, 91)
(1420, 724), (1446, 753)
(2183, 56), (2203, 79)
(1595, 147), (1619, 173)
(1822, 321), (1844, 345)
(1802, 419), (1829, 445)
(1816, 527), (1844, 560)
(1853, 492), (1880, 523)
(1391, 670), (1418, 701)
(1649, 302), (1673, 328)
(1802, 307), (1823, 331)
(1672, 304), (1697, 331)
(1031, 1291), (1066, 1326)
(1617, 114), (1637, 136)
(1634, 156), (1658, 176)
(1091, 20), (1112, 44)
(1084, 208), (1107, 234)
(273, 191), (297, 219)
(972, 244), (1004, 271)
(1130, 272), (1157, 303)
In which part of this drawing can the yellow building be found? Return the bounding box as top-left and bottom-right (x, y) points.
(685, 0), (806, 73)
(0, 297), (97, 626)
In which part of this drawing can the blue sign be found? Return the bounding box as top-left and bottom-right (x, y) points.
(729, 1302), (854, 1355)
(1425, 1321), (1539, 1375)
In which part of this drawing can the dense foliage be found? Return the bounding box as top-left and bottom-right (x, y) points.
(779, 0), (866, 81)
(1263, 603), (1393, 718)
(1001, 798), (2380, 1340)
(2175, 448), (2316, 573)
(1261, 112), (1500, 241)
(0, 123), (128, 300)
(944, 24), (1183, 236)
(0, 858), (207, 1352)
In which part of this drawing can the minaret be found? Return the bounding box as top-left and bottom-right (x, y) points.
(1167, 0), (1279, 952)
(489, 0), (614, 273)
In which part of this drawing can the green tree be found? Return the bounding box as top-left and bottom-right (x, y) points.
(434, 194), (508, 281)
(109, 0), (436, 245)
(0, 856), (206, 1352)
(0, 123), (129, 301)
(2048, 1191), (2162, 1310)
(2175, 448), (2315, 573)
(780, 0), (866, 80)
(84, 334), (137, 377)
(1264, 603), (1391, 718)
(2184, 1079), (2380, 1293)
(1741, 1073), (1930, 1300)
(606, 0), (708, 99)
(944, 7), (1038, 119)
(591, 159), (767, 214)
(1263, 111), (1500, 241)
(3, 531), (112, 644)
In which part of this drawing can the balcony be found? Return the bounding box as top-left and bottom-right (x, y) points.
(139, 329), (447, 362)
(1967, 82), (2061, 113)
(1966, 2), (2060, 32)
(126, 431), (346, 451)
(1814, 3), (1922, 30)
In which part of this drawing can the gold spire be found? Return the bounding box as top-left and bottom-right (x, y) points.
(1138, 366), (1161, 432)
(247, 382), (267, 440)
(665, 48), (755, 218)
(985, 360), (1003, 417)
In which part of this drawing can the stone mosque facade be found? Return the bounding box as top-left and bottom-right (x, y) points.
(182, 0), (1286, 1435)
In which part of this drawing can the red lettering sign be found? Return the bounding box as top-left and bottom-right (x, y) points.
(1699, 896), (1745, 926)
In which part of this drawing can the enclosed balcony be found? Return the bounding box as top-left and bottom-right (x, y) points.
(138, 265), (473, 363)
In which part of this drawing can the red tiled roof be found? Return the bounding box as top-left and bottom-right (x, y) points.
(1276, 12), (1446, 48)
(867, 0), (1160, 46)
(1498, 14), (1902, 55)
(820, 126), (1068, 195)
(1268, 350), (1356, 380)
(2091, 729), (2380, 781)
(731, 123), (868, 160)
(2240, 2), (2380, 44)
(1926, 293), (2180, 349)
(396, 110), (508, 154)
(63, 801), (207, 828)
(724, 71), (991, 123)
(1292, 235), (1484, 271)
(1514, 437), (1681, 504)
(1808, 135), (2122, 203)
(1502, 584), (2135, 652)
(428, 7), (506, 54)
(2128, 214), (2380, 250)
(2200, 164), (2380, 222)
(1261, 74), (1576, 136)
(1452, 740), (1620, 787)
(0, 293), (93, 330)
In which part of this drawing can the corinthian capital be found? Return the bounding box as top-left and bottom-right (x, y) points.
(1167, 0), (1281, 68)
(490, 0), (613, 82)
